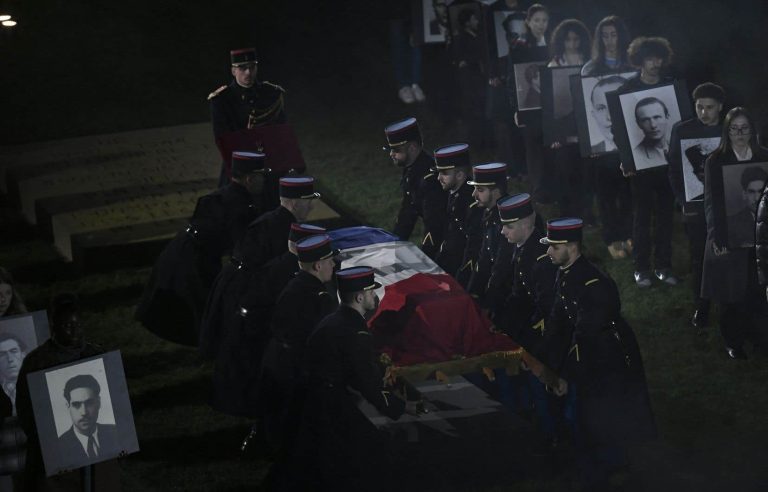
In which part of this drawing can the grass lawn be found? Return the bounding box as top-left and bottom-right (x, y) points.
(2, 1), (768, 490)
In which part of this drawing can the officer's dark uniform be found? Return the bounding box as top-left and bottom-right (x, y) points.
(260, 235), (339, 487)
(385, 117), (447, 259)
(456, 200), (484, 288)
(203, 178), (320, 417)
(292, 267), (405, 492)
(464, 163), (510, 312)
(209, 47), (286, 189)
(493, 195), (557, 358)
(432, 143), (477, 277)
(542, 219), (656, 486)
(135, 153), (265, 346)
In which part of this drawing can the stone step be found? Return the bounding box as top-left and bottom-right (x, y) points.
(0, 122), (214, 192)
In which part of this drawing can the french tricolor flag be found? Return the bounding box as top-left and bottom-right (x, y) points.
(329, 227), (520, 366)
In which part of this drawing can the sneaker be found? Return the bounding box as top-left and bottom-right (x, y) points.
(654, 269), (679, 285)
(398, 86), (415, 104)
(633, 271), (652, 288)
(608, 241), (627, 259)
(623, 239), (634, 255)
(410, 83), (426, 102)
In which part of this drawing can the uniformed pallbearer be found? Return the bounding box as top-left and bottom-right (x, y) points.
(293, 267), (406, 491)
(464, 163), (513, 317)
(496, 193), (559, 447)
(433, 143), (476, 277)
(209, 47), (286, 186)
(541, 218), (656, 488)
(385, 117), (447, 259)
(260, 234), (339, 487)
(135, 151), (267, 346)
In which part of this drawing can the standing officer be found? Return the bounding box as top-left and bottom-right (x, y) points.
(293, 266), (406, 491)
(209, 47), (286, 186)
(260, 234), (339, 486)
(464, 163), (510, 314)
(541, 218), (656, 489)
(136, 151), (268, 346)
(433, 143), (476, 276)
(385, 117), (447, 259)
(667, 82), (725, 331)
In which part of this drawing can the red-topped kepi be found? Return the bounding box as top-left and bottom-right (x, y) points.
(289, 223), (326, 243)
(498, 192), (534, 223)
(231, 151), (270, 175)
(230, 48), (257, 66)
(384, 117), (422, 148)
(540, 217), (584, 244)
(296, 234), (335, 262)
(336, 266), (382, 293)
(279, 176), (321, 199)
(467, 162), (508, 187)
(432, 143), (470, 171)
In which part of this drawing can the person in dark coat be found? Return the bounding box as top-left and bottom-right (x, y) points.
(385, 117), (447, 259)
(701, 107), (768, 359)
(464, 163), (510, 313)
(203, 177), (321, 419)
(541, 219), (656, 489)
(495, 193), (559, 446)
(667, 83), (725, 331)
(291, 267), (405, 492)
(433, 143), (476, 276)
(757, 179), (768, 303)
(135, 151), (267, 346)
(260, 234), (338, 488)
(16, 293), (118, 492)
(209, 47), (286, 187)
(453, 7), (487, 147)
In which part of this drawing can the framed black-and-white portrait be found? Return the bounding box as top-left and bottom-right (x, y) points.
(712, 162), (768, 249)
(0, 310), (50, 414)
(680, 137), (720, 202)
(448, 2), (487, 65)
(541, 65), (582, 145)
(607, 80), (693, 172)
(571, 71), (638, 157)
(27, 350), (139, 476)
(513, 61), (545, 111)
(412, 0), (454, 45)
(492, 10), (525, 58)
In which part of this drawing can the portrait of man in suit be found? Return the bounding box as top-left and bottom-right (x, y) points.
(727, 166), (768, 248)
(58, 374), (117, 460)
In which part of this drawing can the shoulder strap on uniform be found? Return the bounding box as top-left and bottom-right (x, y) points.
(262, 80), (286, 93)
(207, 85), (227, 100)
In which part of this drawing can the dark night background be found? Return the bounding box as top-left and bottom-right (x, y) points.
(2, 1), (768, 490)
(2, 0), (768, 144)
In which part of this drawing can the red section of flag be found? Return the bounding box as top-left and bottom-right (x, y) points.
(369, 273), (519, 365)
(216, 123), (306, 179)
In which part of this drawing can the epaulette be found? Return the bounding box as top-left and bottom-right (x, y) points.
(423, 172), (435, 180)
(585, 278), (599, 286)
(536, 253), (549, 262)
(263, 81), (286, 93)
(207, 85), (227, 101)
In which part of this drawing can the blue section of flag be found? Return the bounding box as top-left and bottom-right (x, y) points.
(328, 226), (399, 250)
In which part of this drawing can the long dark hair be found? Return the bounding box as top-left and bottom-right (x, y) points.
(591, 16), (630, 66)
(522, 4), (549, 45)
(549, 19), (591, 64)
(0, 267), (27, 317)
(712, 107), (761, 159)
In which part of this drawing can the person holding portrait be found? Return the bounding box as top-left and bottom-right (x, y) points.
(701, 107), (768, 359)
(616, 36), (678, 287)
(668, 83), (725, 330)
